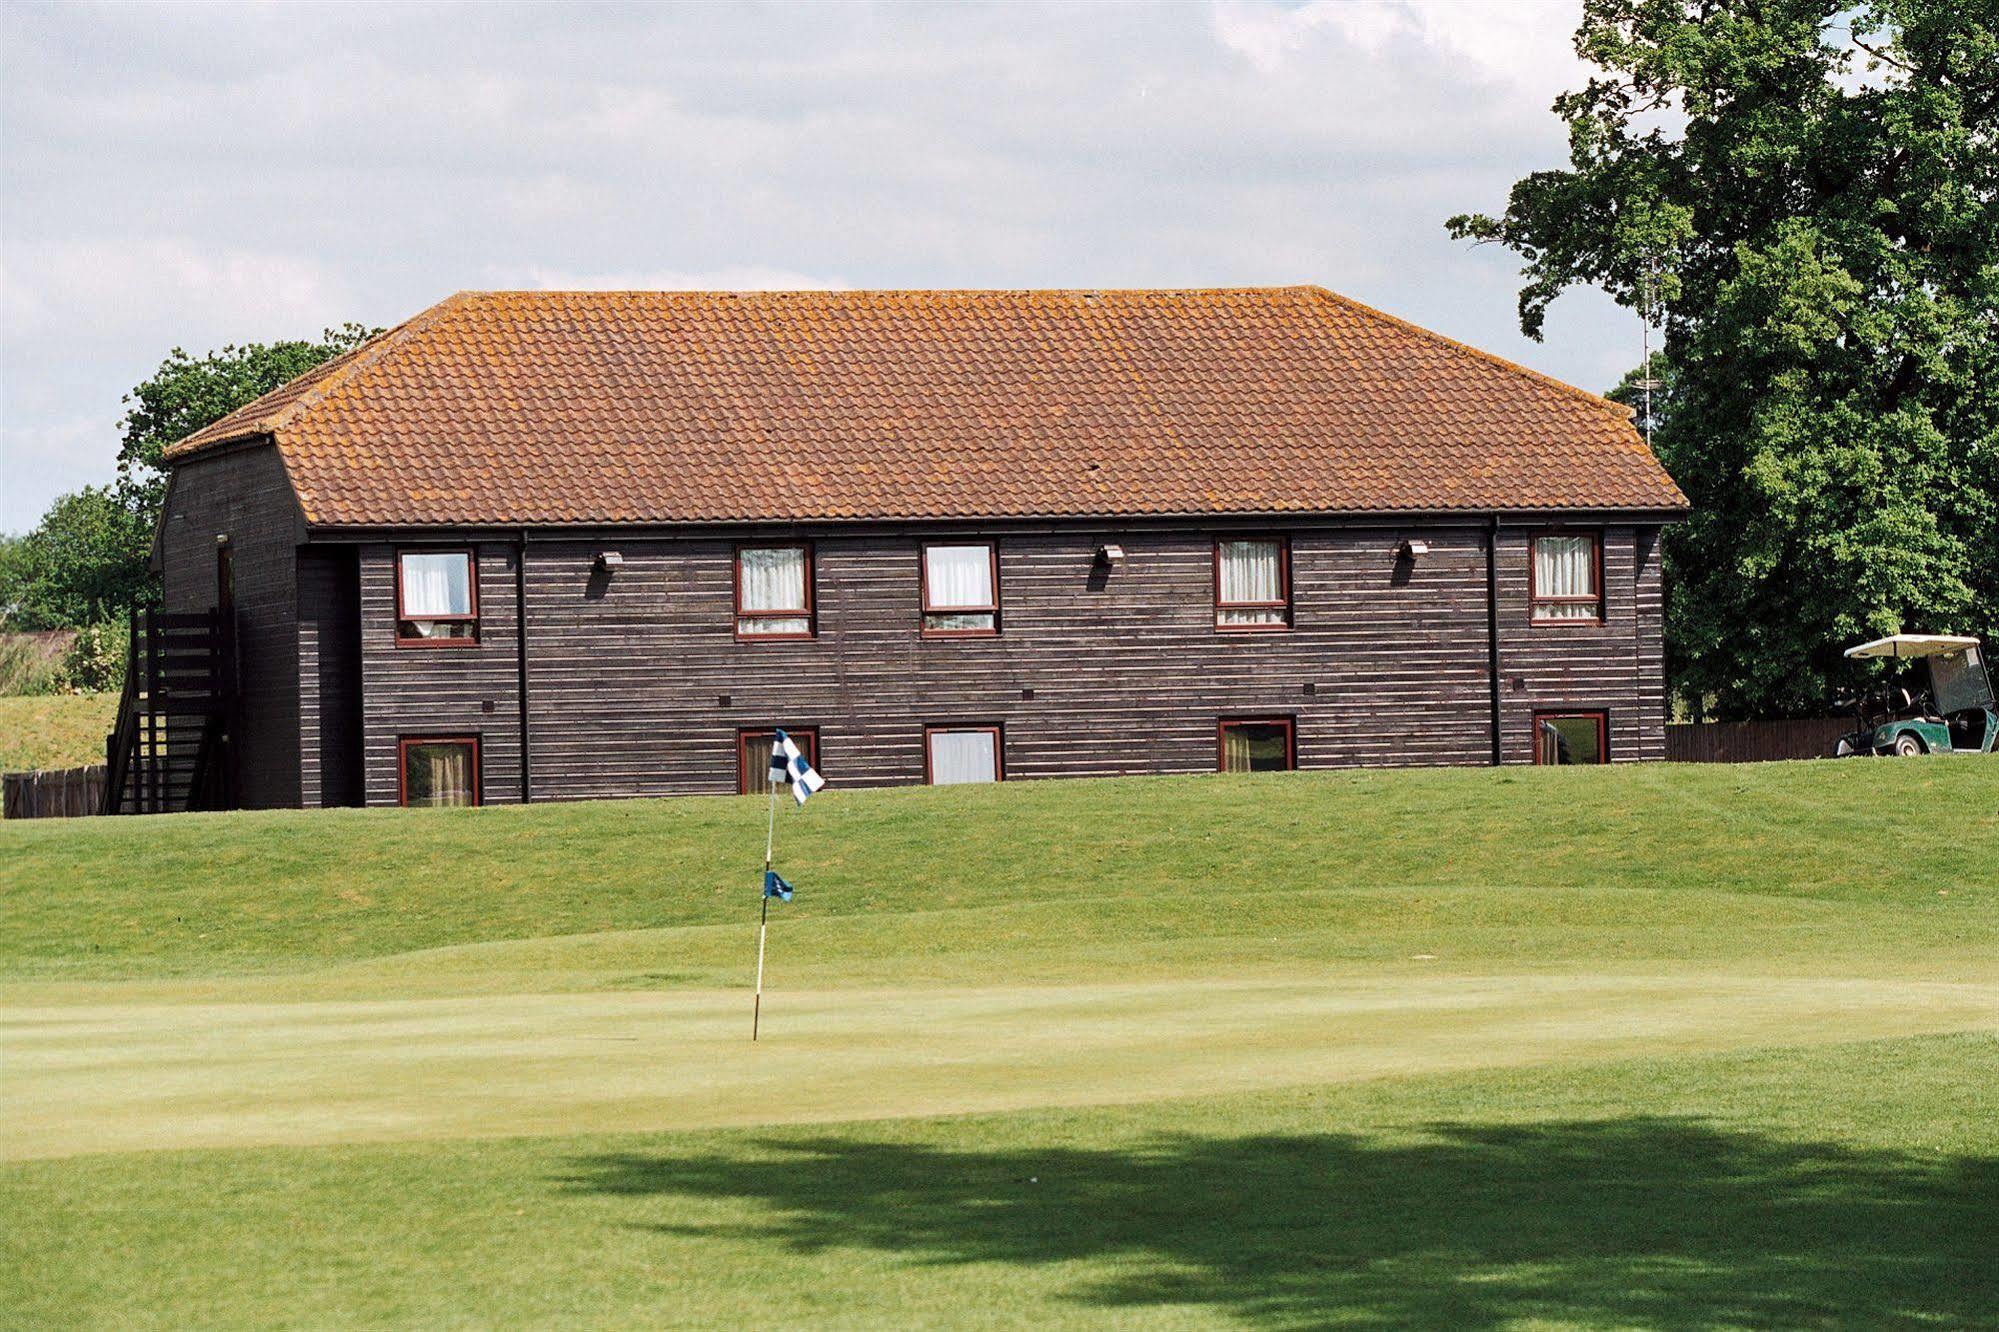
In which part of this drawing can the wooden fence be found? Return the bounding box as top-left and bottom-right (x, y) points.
(3, 765), (108, 819)
(1664, 718), (1851, 764)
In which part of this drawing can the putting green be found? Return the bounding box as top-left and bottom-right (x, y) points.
(6, 970), (1992, 1160)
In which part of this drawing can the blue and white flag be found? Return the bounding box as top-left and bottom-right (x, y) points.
(768, 728), (826, 807)
(763, 869), (794, 901)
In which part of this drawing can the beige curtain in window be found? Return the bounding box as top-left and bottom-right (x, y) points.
(1221, 726), (1254, 772)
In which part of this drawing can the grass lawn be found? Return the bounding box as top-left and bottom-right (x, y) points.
(0, 692), (115, 774)
(2, 762), (1995, 1327)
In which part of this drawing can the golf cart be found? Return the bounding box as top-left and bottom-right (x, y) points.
(1834, 635), (1997, 756)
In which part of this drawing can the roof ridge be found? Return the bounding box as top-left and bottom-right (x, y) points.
(1300, 286), (1637, 421)
(446, 286), (1312, 299)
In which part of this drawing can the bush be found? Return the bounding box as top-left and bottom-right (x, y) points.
(0, 632), (75, 696)
(59, 621), (128, 694)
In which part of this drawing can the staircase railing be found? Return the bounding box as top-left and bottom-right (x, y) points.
(100, 606), (143, 815)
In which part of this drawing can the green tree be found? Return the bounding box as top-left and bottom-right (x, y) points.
(1450, 0), (1998, 719)
(115, 323), (378, 510)
(0, 325), (379, 631)
(1, 487), (155, 630)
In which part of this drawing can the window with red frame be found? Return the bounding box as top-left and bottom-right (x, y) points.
(1215, 539), (1290, 630)
(399, 736), (480, 806)
(1530, 533), (1604, 624)
(736, 546), (814, 638)
(739, 728), (820, 794)
(396, 550), (478, 644)
(922, 543), (999, 635)
(1534, 712), (1608, 765)
(1218, 717), (1295, 772)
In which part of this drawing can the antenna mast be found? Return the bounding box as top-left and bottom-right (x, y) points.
(1637, 254), (1662, 448)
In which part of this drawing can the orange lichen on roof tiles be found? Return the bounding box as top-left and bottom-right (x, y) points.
(165, 287), (1686, 526)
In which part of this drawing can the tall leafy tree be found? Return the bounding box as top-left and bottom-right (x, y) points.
(1, 325), (378, 631)
(1450, 0), (1997, 718)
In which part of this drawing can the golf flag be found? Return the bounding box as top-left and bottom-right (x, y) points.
(763, 869), (794, 902)
(769, 728), (826, 806)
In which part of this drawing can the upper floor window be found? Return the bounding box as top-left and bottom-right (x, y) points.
(736, 545), (814, 639)
(922, 542), (999, 636)
(1215, 538), (1289, 630)
(1530, 533), (1603, 624)
(397, 550), (477, 645)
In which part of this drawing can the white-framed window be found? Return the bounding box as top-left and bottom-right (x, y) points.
(922, 542), (999, 636)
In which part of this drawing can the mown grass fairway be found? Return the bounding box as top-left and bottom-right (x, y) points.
(3, 762), (1996, 1328)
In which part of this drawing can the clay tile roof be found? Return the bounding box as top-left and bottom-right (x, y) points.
(165, 287), (1686, 526)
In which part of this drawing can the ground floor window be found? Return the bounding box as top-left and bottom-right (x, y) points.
(740, 728), (820, 795)
(1534, 712), (1608, 765)
(926, 726), (1002, 784)
(1218, 718), (1294, 773)
(399, 736), (480, 806)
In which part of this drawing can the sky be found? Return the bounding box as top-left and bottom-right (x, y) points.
(0, 0), (1646, 534)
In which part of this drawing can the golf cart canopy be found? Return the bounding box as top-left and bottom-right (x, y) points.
(1843, 634), (1982, 660)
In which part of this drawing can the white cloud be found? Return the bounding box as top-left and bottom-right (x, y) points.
(0, 0), (1631, 532)
(1, 239), (349, 345)
(507, 265), (851, 293)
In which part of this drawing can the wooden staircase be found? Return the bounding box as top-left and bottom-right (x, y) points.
(103, 608), (237, 815)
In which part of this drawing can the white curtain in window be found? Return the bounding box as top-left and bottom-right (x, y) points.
(406, 742), (473, 806)
(740, 547), (807, 612)
(401, 553), (471, 617)
(928, 729), (997, 784)
(925, 545), (993, 609)
(1218, 540), (1282, 626)
(1533, 536), (1596, 619)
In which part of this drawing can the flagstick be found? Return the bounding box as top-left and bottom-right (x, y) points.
(753, 891), (769, 1041)
(755, 771), (778, 1041)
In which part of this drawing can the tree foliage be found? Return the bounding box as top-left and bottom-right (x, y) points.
(115, 323), (377, 509)
(1, 325), (379, 633)
(1450, 0), (1998, 718)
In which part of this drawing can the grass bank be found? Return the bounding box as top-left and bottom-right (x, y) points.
(0, 692), (115, 774)
(1, 761), (1994, 1327)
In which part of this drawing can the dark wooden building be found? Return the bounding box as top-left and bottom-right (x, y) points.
(126, 287), (1686, 811)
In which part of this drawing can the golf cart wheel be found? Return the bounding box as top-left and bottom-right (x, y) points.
(1892, 733), (1926, 757)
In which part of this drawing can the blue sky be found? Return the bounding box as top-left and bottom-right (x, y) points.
(0, 0), (1643, 533)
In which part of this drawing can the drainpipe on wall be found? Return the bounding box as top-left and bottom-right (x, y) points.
(1486, 515), (1503, 766)
(517, 529), (532, 803)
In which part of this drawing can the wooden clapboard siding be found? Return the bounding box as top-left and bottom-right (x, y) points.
(1494, 525), (1666, 763)
(297, 546), (364, 807)
(356, 543), (524, 807)
(344, 522), (1666, 805)
(156, 443), (305, 808)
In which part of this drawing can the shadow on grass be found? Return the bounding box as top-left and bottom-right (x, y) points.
(565, 1118), (1999, 1328)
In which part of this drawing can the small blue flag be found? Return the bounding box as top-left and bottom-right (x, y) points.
(763, 869), (794, 902)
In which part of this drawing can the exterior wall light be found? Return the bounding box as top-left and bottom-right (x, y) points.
(1399, 539), (1429, 558)
(593, 550), (624, 572)
(1096, 543), (1126, 566)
